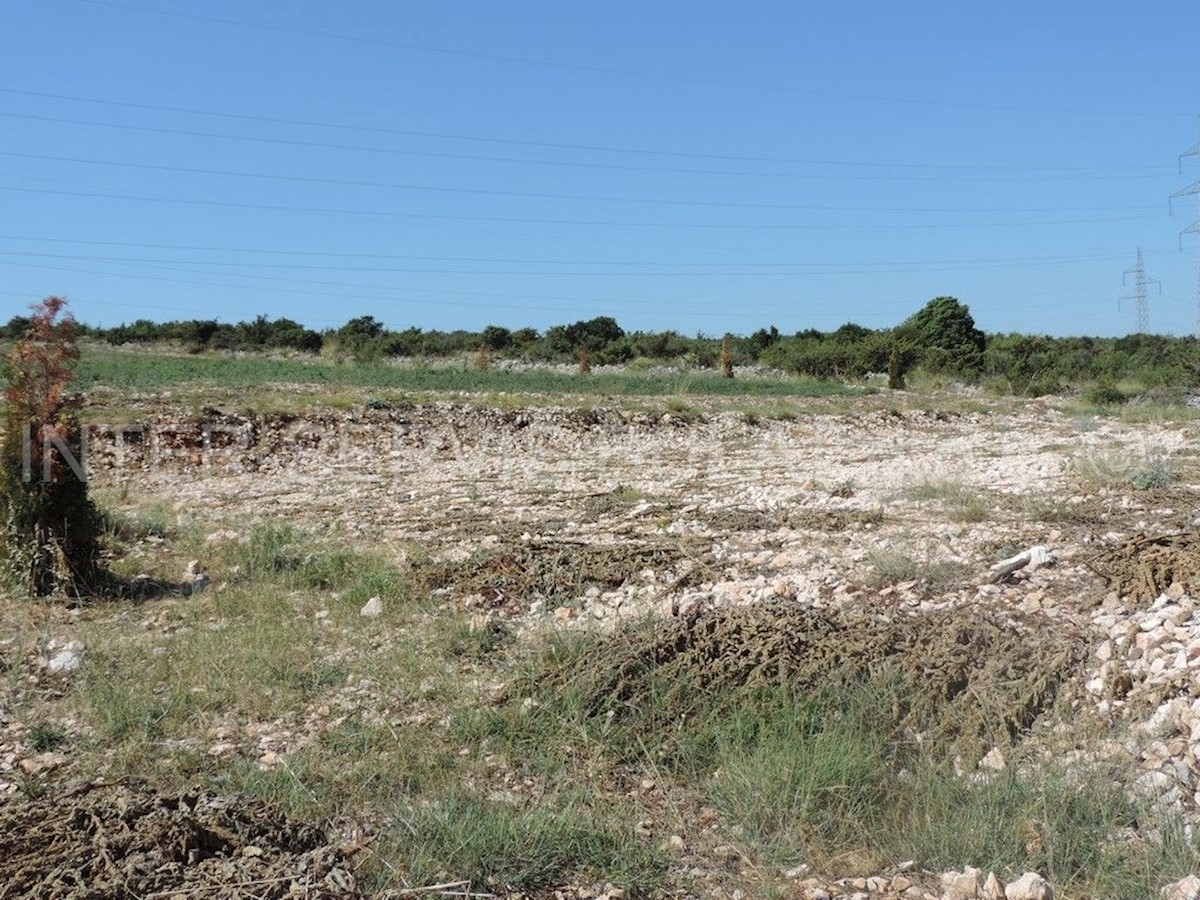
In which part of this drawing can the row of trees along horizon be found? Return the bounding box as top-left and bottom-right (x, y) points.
(5, 296), (1199, 399)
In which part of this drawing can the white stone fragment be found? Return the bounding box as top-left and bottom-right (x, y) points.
(1005, 872), (1053, 900)
(1160, 874), (1200, 900)
(941, 866), (983, 900)
(47, 641), (84, 675)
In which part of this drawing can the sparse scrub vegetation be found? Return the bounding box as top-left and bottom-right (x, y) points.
(70, 345), (863, 409)
(900, 478), (990, 523)
(476, 613), (1191, 898)
(866, 547), (968, 590)
(8, 323), (1200, 898)
(7, 292), (1198, 400)
(1021, 495), (1104, 526)
(1070, 447), (1174, 491)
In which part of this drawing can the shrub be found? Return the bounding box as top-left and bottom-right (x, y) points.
(1, 297), (104, 596)
(719, 335), (734, 378)
(895, 296), (986, 377)
(1084, 384), (1127, 406)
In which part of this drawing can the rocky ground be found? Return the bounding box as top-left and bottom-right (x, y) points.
(4, 394), (1200, 898)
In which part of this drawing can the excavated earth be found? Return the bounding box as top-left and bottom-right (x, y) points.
(0, 780), (359, 899)
(6, 395), (1200, 898)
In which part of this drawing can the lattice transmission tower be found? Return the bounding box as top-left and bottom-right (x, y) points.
(1121, 248), (1160, 333)
(1170, 138), (1200, 335)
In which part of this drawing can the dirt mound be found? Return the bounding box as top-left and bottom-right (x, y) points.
(559, 601), (1086, 756)
(0, 781), (360, 899)
(415, 537), (710, 608)
(698, 506), (884, 533)
(1087, 532), (1200, 604)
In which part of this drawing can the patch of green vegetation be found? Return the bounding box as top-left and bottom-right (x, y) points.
(442, 618), (514, 660)
(1084, 384), (1129, 407)
(25, 722), (69, 753)
(866, 548), (968, 590)
(1130, 452), (1174, 490)
(606, 483), (650, 505)
(663, 396), (701, 420)
(477, 621), (1197, 897)
(217, 521), (413, 611)
(1070, 447), (1175, 491)
(391, 788), (666, 893)
(77, 345), (864, 403)
(900, 478), (989, 523)
(1021, 495), (1104, 526)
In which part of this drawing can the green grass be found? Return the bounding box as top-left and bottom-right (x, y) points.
(900, 478), (990, 523)
(1070, 447), (1175, 491)
(865, 547), (968, 590)
(386, 788), (666, 893)
(478, 627), (1200, 897)
(9, 500), (1198, 898)
(214, 520), (415, 611)
(75, 344), (864, 403)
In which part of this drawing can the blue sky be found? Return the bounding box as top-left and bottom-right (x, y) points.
(2, 1), (1198, 337)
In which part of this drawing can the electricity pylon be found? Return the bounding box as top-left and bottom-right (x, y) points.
(1171, 138), (1200, 335)
(1121, 247), (1160, 334)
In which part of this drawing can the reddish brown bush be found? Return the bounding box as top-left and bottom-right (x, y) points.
(1, 296), (102, 596)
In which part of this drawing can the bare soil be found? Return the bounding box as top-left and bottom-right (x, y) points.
(5, 395), (1200, 897)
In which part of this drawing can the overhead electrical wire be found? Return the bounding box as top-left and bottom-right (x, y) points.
(0, 112), (1174, 185)
(0, 247), (1147, 276)
(0, 234), (1147, 270)
(60, 0), (1195, 120)
(3, 259), (1121, 320)
(10, 5), (1189, 335)
(0, 87), (1175, 173)
(0, 185), (1163, 232)
(0, 151), (1166, 213)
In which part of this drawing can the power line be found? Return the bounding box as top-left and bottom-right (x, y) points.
(0, 87), (1176, 173)
(0, 185), (1164, 232)
(0, 233), (1144, 270)
(60, 0), (1196, 120)
(0, 112), (1175, 185)
(2, 259), (1122, 321)
(0, 247), (1145, 277)
(0, 152), (1165, 214)
(1172, 136), (1200, 335)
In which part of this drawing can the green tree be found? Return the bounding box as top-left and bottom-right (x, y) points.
(749, 325), (781, 351)
(546, 317), (625, 356)
(895, 296), (986, 376)
(2, 316), (32, 340)
(481, 325), (513, 351)
(337, 316), (385, 341)
(335, 316), (387, 361)
(831, 322), (874, 343)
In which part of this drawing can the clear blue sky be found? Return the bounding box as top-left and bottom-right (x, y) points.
(2, 0), (1198, 337)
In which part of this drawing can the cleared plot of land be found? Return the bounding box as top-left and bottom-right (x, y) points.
(4, 388), (1200, 899)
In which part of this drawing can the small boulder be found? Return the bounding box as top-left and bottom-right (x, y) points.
(19, 751), (67, 776)
(360, 596), (383, 618)
(942, 866), (983, 900)
(1161, 875), (1200, 900)
(47, 641), (84, 675)
(1005, 872), (1053, 900)
(979, 747), (1006, 771)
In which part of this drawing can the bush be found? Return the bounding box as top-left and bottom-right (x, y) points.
(1084, 384), (1128, 406)
(1, 297), (103, 596)
(895, 296), (986, 377)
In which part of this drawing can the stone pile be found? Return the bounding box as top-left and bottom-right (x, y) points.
(1085, 587), (1200, 820)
